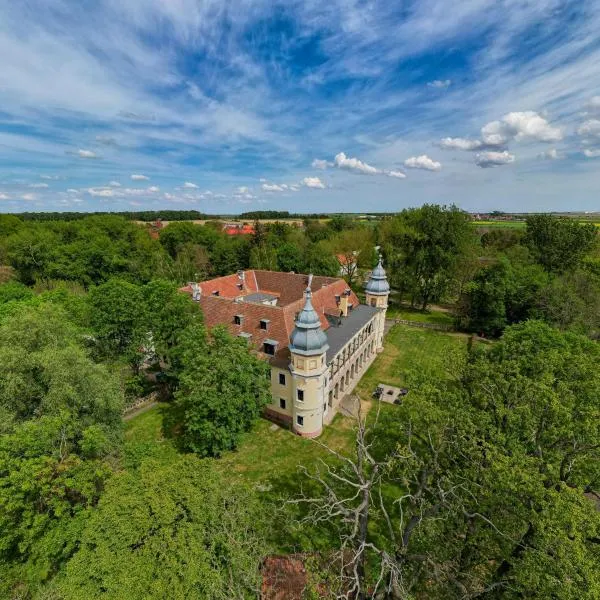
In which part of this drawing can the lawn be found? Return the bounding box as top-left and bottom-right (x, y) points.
(385, 304), (455, 326)
(124, 325), (470, 485)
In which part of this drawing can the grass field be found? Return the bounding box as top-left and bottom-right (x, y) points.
(385, 304), (455, 326)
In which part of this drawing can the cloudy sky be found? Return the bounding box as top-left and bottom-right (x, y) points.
(1, 0), (600, 214)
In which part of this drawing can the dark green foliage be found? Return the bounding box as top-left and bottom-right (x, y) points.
(175, 325), (271, 457)
(0, 415), (115, 596)
(458, 257), (549, 336)
(277, 241), (305, 272)
(525, 214), (597, 273)
(380, 204), (476, 309)
(88, 279), (146, 358)
(58, 456), (269, 600)
(0, 303), (123, 431)
(0, 280), (34, 304)
(309, 323), (600, 598)
(13, 210), (210, 222)
(3, 215), (168, 287)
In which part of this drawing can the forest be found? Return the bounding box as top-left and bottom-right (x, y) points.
(0, 206), (598, 599)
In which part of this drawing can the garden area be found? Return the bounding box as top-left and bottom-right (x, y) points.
(124, 324), (470, 486)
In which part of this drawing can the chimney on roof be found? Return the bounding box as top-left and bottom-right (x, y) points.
(308, 273), (313, 288)
(190, 282), (201, 302)
(237, 270), (246, 290)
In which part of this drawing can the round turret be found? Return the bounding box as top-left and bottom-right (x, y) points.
(289, 287), (329, 356)
(365, 256), (390, 295)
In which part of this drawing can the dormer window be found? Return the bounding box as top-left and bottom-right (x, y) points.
(260, 319), (270, 330)
(263, 339), (278, 355)
(234, 314), (244, 325)
(212, 290), (220, 296)
(238, 332), (252, 343)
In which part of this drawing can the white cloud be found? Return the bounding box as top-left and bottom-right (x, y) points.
(236, 186), (249, 194)
(87, 187), (114, 197)
(482, 112), (562, 146)
(261, 183), (286, 192)
(183, 182), (198, 189)
(302, 176), (326, 189)
(67, 188), (79, 194)
(131, 174), (149, 181)
(583, 148), (600, 158)
(108, 181), (121, 187)
(311, 158), (332, 169)
(40, 174), (60, 180)
(289, 185), (300, 191)
(585, 97), (600, 113)
(21, 193), (36, 201)
(577, 119), (600, 138)
(427, 79), (451, 89)
(475, 150), (516, 168)
(538, 148), (560, 160)
(29, 182), (49, 188)
(334, 152), (380, 175)
(387, 170), (407, 179)
(77, 149), (98, 159)
(439, 137), (482, 151)
(404, 155), (442, 171)
(0, 193), (9, 200)
(480, 121), (509, 146)
(147, 186), (160, 193)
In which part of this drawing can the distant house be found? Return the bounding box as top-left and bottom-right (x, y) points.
(223, 222), (256, 236)
(336, 251), (359, 279)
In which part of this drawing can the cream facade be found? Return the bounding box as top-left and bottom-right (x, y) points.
(266, 260), (390, 437)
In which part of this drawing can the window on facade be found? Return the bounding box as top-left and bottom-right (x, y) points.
(279, 398), (286, 409)
(260, 319), (270, 330)
(279, 373), (286, 385)
(264, 342), (275, 355)
(297, 389), (304, 401)
(370, 298), (376, 307)
(234, 315), (243, 325)
(297, 415), (304, 426)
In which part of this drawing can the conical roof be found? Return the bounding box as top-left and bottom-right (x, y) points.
(365, 256), (390, 295)
(289, 287), (329, 356)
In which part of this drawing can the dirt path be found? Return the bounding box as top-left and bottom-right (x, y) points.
(123, 401), (159, 422)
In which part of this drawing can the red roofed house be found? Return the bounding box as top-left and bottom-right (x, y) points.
(223, 222), (256, 236)
(180, 262), (389, 438)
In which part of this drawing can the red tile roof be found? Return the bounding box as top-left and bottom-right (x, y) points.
(181, 271), (360, 359)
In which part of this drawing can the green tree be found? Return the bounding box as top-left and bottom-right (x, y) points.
(88, 279), (146, 358)
(58, 456), (269, 600)
(175, 325), (270, 457)
(0, 415), (115, 597)
(277, 242), (305, 273)
(380, 204), (476, 310)
(0, 303), (123, 431)
(143, 279), (199, 367)
(525, 214), (597, 273)
(458, 257), (548, 336)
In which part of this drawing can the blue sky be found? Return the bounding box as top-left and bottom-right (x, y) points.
(1, 0), (600, 214)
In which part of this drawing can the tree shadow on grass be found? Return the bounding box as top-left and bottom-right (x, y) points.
(158, 400), (188, 452)
(260, 467), (346, 555)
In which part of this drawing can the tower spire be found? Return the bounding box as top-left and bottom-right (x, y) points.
(289, 285), (329, 356)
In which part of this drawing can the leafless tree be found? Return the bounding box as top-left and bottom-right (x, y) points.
(291, 397), (512, 599)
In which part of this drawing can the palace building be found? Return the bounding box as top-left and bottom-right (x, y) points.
(180, 260), (389, 438)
